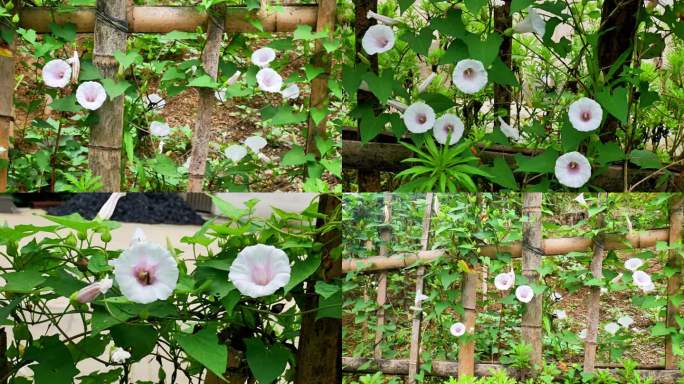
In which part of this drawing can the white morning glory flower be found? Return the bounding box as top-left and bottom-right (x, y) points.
(555, 152), (592, 188)
(624, 258), (644, 271)
(403, 102), (435, 133)
(433, 114), (464, 145)
(513, 8), (546, 38)
(256, 68), (283, 93)
(632, 270), (652, 290)
(251, 47), (277, 68)
(452, 59), (488, 94)
(42, 59), (72, 88)
(568, 97), (603, 132)
(618, 315), (634, 328)
(450, 322), (466, 337)
(578, 329), (587, 339)
(244, 136), (267, 153)
(494, 271), (515, 291)
(144, 93), (166, 110)
(110, 233), (179, 304)
(604, 322), (620, 335)
(361, 24), (395, 55)
(228, 244), (291, 298)
(225, 144), (248, 163)
(281, 84), (300, 100)
(76, 81), (107, 111)
(553, 309), (567, 320)
(498, 117), (520, 141)
(515, 285), (534, 303)
(150, 121), (171, 137)
(111, 347), (131, 363)
(550, 292), (563, 301)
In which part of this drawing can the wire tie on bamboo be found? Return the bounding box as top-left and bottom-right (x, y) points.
(0, 113), (13, 121)
(95, 2), (130, 33)
(522, 242), (544, 256)
(88, 144), (122, 151)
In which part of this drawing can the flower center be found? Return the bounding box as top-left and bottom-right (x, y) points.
(376, 36), (388, 47)
(463, 68), (475, 79)
(86, 93), (96, 102)
(251, 263), (273, 286)
(581, 111), (591, 122)
(417, 114), (427, 124)
(57, 70), (65, 78)
(444, 124), (454, 133)
(136, 269), (154, 286)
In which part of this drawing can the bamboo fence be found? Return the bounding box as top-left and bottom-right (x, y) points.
(0, 0), (336, 192)
(342, 193), (684, 383)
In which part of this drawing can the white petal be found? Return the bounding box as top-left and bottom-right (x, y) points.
(42, 59), (72, 88)
(229, 244), (291, 298)
(215, 88), (227, 102)
(515, 285), (534, 303)
(618, 315), (634, 328)
(418, 72), (436, 93)
(624, 258), (644, 271)
(244, 136), (267, 153)
(150, 121), (171, 137)
(513, 8), (546, 38)
(281, 84), (300, 100)
(450, 322), (466, 337)
(494, 271), (515, 291)
(112, 242), (179, 304)
(568, 97), (603, 132)
(362, 25), (395, 55)
(403, 102), (435, 133)
(256, 68), (283, 93)
(433, 114), (464, 145)
(75, 81), (107, 111)
(555, 152), (592, 188)
(604, 322), (619, 335)
(225, 145), (248, 163)
(251, 47), (277, 68)
(498, 117), (520, 141)
(227, 70), (243, 85)
(366, 10), (400, 26)
(452, 59), (488, 94)
(145, 93), (166, 110)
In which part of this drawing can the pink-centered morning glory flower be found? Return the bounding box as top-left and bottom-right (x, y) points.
(516, 285), (534, 303)
(403, 102), (435, 133)
(110, 236), (179, 304)
(256, 68), (283, 93)
(452, 59), (488, 94)
(604, 322), (619, 335)
(225, 144), (248, 163)
(632, 270), (652, 290)
(67, 51), (80, 84)
(362, 24), (395, 55)
(450, 322), (466, 337)
(228, 244), (291, 298)
(76, 81), (107, 111)
(494, 271), (515, 291)
(244, 136), (267, 153)
(42, 59), (72, 88)
(513, 8), (546, 38)
(251, 47), (277, 68)
(433, 114), (464, 145)
(618, 315), (634, 328)
(150, 121), (171, 137)
(498, 117), (520, 141)
(555, 152), (591, 188)
(72, 277), (113, 304)
(281, 84), (300, 100)
(624, 258), (644, 271)
(568, 97), (603, 132)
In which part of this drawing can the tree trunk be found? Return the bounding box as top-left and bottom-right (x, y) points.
(294, 194), (342, 383)
(583, 195), (607, 372)
(0, 23), (16, 193)
(91, 0), (128, 191)
(353, 0), (381, 191)
(665, 194), (684, 369)
(188, 6), (224, 192)
(521, 193), (543, 370)
(493, 0), (513, 121)
(597, 0), (640, 143)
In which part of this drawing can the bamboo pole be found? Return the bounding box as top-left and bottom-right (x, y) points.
(305, 0), (336, 157)
(583, 194), (607, 373)
(493, 0), (512, 121)
(90, 0), (128, 191)
(187, 6), (224, 192)
(408, 193), (434, 384)
(374, 193), (393, 360)
(342, 228), (672, 273)
(18, 6), (317, 34)
(0, 26), (15, 192)
(665, 194), (684, 369)
(458, 267), (478, 378)
(521, 192), (542, 370)
(341, 357), (684, 382)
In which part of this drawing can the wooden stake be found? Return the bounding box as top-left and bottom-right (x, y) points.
(374, 193), (393, 360)
(583, 193), (607, 373)
(493, 0), (512, 121)
(90, 0), (128, 191)
(408, 193), (434, 384)
(0, 32), (15, 193)
(187, 6), (225, 192)
(305, 0), (336, 157)
(458, 267), (478, 378)
(665, 194), (684, 369)
(521, 192), (543, 370)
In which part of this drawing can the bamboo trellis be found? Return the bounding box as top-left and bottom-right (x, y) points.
(342, 193), (684, 383)
(0, 0), (336, 192)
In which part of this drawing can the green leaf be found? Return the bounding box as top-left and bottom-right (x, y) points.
(596, 87), (628, 123)
(398, 0), (416, 13)
(431, 9), (466, 38)
(359, 109), (388, 144)
(463, 32), (503, 66)
(101, 78), (131, 99)
(439, 40), (469, 65)
(315, 280), (340, 299)
(110, 324), (158, 361)
(113, 50), (141, 70)
(292, 25), (327, 40)
(650, 322), (675, 337)
(489, 57), (518, 86)
(510, 0), (535, 14)
(362, 70), (394, 104)
(1, 270), (45, 293)
(464, 0), (487, 12)
(49, 22), (76, 42)
(341, 64), (367, 95)
(245, 339), (290, 384)
(321, 159), (342, 178)
(281, 146), (309, 167)
(630, 149), (661, 169)
(485, 157), (519, 190)
(561, 119), (591, 152)
(78, 369), (122, 384)
(221, 290), (242, 315)
(78, 61), (102, 81)
(176, 325), (227, 378)
(210, 195), (248, 220)
(304, 64), (325, 81)
(50, 95), (81, 113)
(316, 288), (342, 320)
(284, 254), (321, 293)
(419, 93), (454, 113)
(514, 149), (558, 174)
(401, 28), (433, 56)
(188, 74), (219, 88)
(595, 141), (625, 164)
(24, 335), (79, 384)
